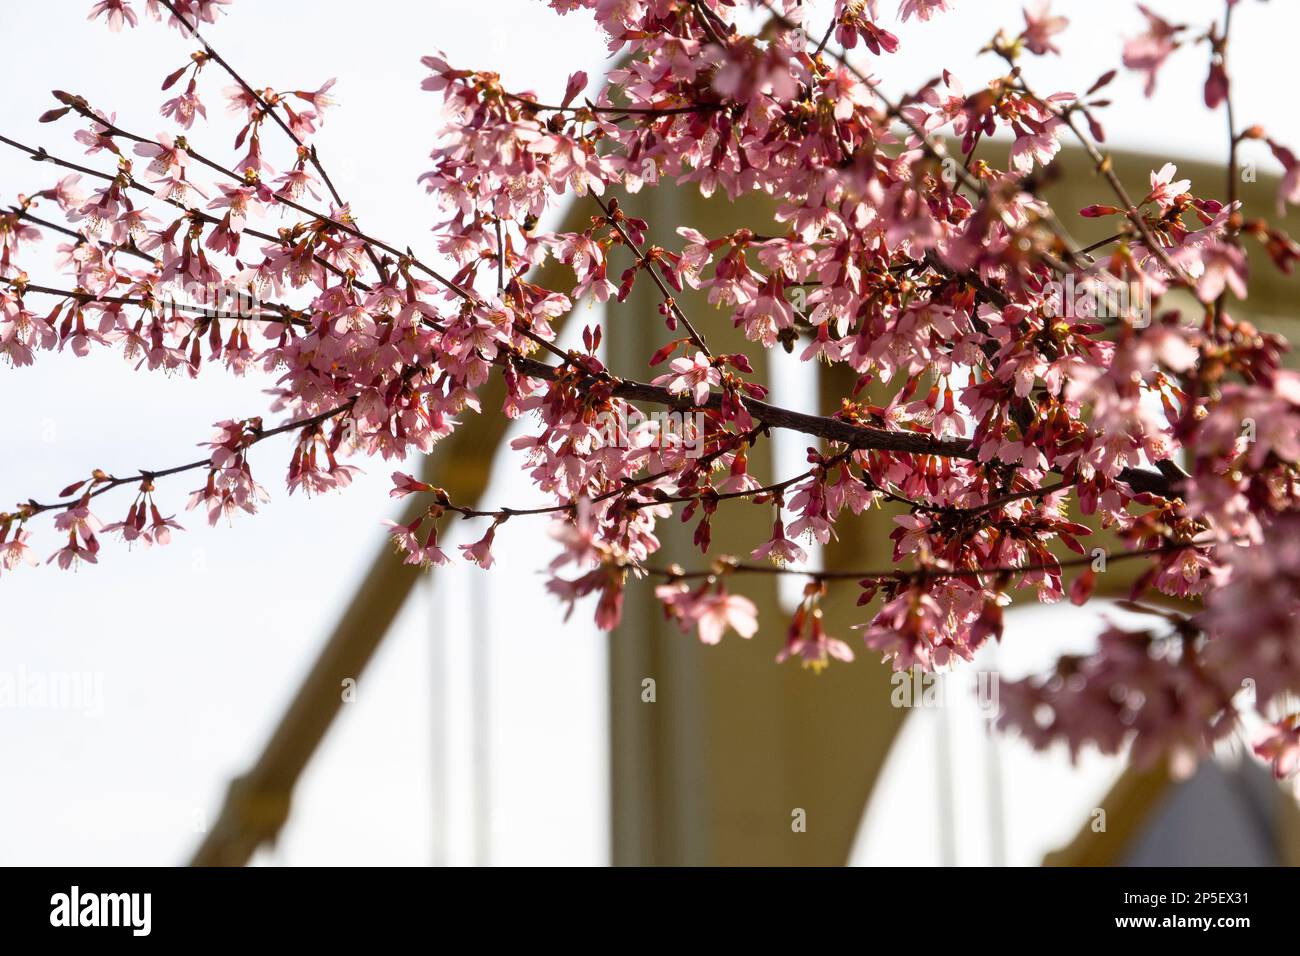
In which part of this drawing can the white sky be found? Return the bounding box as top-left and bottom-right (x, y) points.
(0, 0), (1292, 866)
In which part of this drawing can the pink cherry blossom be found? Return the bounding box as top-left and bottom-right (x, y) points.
(1144, 163), (1191, 210)
(778, 607), (854, 672)
(0, 528), (39, 572)
(1020, 1), (1068, 57)
(657, 581), (759, 645)
(1255, 717), (1300, 782)
(897, 0), (952, 23)
(651, 352), (720, 406)
(1194, 242), (1248, 303)
(88, 0), (139, 31)
(751, 516), (808, 566)
(1123, 4), (1183, 97)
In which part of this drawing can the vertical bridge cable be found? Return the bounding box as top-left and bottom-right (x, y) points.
(470, 570), (492, 866)
(983, 650), (1009, 866)
(428, 570), (449, 866)
(935, 695), (958, 867)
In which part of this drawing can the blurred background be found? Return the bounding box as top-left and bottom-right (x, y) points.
(2, 0), (1298, 866)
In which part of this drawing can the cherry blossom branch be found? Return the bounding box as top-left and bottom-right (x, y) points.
(7, 127), (561, 371)
(501, 91), (722, 118)
(0, 132), (365, 290)
(950, 479), (1076, 520)
(755, 1), (1085, 276)
(689, 0), (728, 47)
(10, 328), (1165, 532)
(3, 5), (1189, 558)
(1077, 230), (1126, 256)
(813, 15), (838, 57)
(641, 540), (1205, 583)
(417, 427), (843, 526)
(593, 193), (713, 357)
(14, 401), (352, 519)
(1222, 0), (1240, 210)
(8, 205), (149, 265)
(432, 425), (767, 520)
(2, 278), (307, 327)
(1006, 68), (1192, 288)
(153, 0), (386, 276)
(508, 353), (1174, 495)
(11, 64), (1180, 504)
(859, 472), (933, 511)
(8, 323), (552, 525)
(5, 155), (1179, 521)
(626, 449), (853, 512)
(28, 106), (575, 359)
(494, 219), (505, 293)
(1215, 0), (1240, 328)
(37, 120), (567, 371)
(33, 101), (394, 284)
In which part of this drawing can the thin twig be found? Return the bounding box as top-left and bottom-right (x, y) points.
(593, 193), (713, 357)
